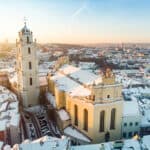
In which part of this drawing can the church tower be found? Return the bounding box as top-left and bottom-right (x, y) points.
(16, 22), (39, 107)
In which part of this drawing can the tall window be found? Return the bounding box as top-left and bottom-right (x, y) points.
(27, 36), (29, 43)
(29, 62), (32, 69)
(110, 108), (116, 129)
(28, 47), (31, 54)
(83, 109), (88, 131)
(30, 77), (32, 85)
(107, 95), (110, 98)
(99, 111), (105, 132)
(74, 105), (78, 126)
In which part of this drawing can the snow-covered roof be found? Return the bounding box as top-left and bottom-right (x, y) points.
(123, 97), (140, 116)
(71, 143), (112, 150)
(0, 86), (20, 131)
(59, 64), (102, 86)
(59, 65), (79, 75)
(141, 109), (150, 127)
(39, 76), (48, 86)
(64, 126), (91, 143)
(142, 135), (150, 150)
(0, 141), (3, 149)
(52, 72), (91, 97)
(58, 109), (70, 121)
(122, 139), (141, 150)
(45, 92), (56, 108)
(38, 61), (55, 76)
(13, 136), (69, 150)
(71, 139), (143, 150)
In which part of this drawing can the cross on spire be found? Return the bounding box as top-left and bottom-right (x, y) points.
(24, 17), (27, 26)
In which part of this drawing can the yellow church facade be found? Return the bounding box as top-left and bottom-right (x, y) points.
(48, 66), (123, 143)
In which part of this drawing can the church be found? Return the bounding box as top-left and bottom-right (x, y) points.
(15, 23), (123, 143)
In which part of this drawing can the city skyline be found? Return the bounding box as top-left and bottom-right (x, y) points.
(1, 0), (150, 44)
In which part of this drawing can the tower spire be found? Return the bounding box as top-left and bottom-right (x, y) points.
(24, 17), (27, 27)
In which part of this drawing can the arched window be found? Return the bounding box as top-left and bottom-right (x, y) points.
(27, 36), (29, 43)
(83, 109), (88, 131)
(107, 95), (110, 98)
(74, 105), (78, 126)
(99, 110), (105, 132)
(110, 108), (116, 129)
(28, 47), (31, 54)
(29, 62), (32, 69)
(29, 77), (32, 85)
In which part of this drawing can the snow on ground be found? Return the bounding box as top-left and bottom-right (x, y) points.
(64, 126), (91, 143)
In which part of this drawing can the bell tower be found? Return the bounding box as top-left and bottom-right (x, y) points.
(16, 22), (39, 107)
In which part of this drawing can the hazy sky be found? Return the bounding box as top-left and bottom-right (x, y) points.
(0, 0), (150, 44)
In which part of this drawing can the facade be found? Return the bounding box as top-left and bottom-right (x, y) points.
(48, 65), (123, 143)
(122, 99), (141, 139)
(16, 23), (40, 107)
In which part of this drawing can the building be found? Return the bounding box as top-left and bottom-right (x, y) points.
(48, 65), (123, 143)
(0, 86), (21, 146)
(16, 22), (40, 107)
(122, 97), (141, 139)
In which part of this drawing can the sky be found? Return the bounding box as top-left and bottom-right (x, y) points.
(0, 0), (150, 44)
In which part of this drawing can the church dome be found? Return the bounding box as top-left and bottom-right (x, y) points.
(21, 23), (30, 34)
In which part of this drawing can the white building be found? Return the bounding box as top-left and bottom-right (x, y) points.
(16, 22), (40, 107)
(122, 96), (141, 139)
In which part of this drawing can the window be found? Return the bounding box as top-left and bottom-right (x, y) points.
(123, 132), (126, 138)
(27, 36), (30, 43)
(28, 47), (31, 54)
(107, 95), (110, 98)
(124, 123), (127, 127)
(135, 122), (138, 126)
(30, 78), (32, 85)
(83, 109), (88, 131)
(128, 132), (132, 138)
(110, 108), (116, 129)
(99, 111), (105, 132)
(74, 105), (78, 126)
(29, 62), (32, 70)
(129, 122), (133, 126)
